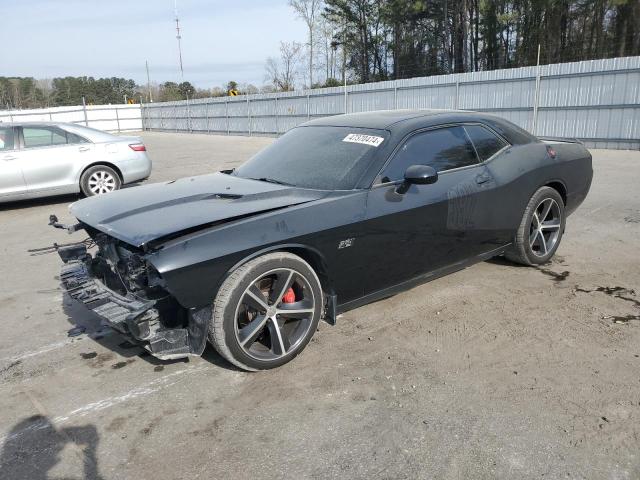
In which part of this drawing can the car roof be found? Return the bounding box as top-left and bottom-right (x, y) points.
(0, 121), (120, 142)
(1, 121), (78, 128)
(303, 109), (461, 129)
(302, 109), (537, 145)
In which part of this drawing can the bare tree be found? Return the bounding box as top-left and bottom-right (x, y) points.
(265, 41), (304, 91)
(289, 0), (323, 88)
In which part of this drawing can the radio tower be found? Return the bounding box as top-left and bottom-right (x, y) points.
(174, 0), (184, 80)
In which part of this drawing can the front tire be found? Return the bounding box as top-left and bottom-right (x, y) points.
(209, 252), (323, 371)
(80, 165), (121, 197)
(505, 186), (565, 266)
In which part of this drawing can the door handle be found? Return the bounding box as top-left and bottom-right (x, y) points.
(475, 173), (492, 185)
(2, 155), (17, 161)
(78, 146), (90, 152)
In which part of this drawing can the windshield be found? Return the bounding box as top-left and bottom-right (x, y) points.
(232, 126), (388, 190)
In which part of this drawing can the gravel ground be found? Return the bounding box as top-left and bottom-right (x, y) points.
(0, 131), (639, 480)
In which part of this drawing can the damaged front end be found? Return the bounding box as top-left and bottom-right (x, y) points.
(54, 221), (208, 360)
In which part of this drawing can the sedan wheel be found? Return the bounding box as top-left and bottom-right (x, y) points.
(80, 165), (122, 197)
(209, 252), (323, 371)
(89, 170), (117, 195)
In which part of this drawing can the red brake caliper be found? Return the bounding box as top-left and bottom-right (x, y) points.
(282, 287), (296, 304)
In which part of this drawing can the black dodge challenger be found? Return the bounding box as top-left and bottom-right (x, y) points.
(51, 110), (593, 370)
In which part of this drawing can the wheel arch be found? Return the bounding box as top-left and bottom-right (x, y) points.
(544, 180), (567, 205)
(78, 162), (124, 184)
(225, 243), (335, 297)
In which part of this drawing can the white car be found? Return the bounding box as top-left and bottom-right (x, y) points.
(0, 122), (152, 203)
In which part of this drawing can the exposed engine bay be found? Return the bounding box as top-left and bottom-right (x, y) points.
(56, 225), (209, 360)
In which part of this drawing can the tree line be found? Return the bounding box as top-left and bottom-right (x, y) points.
(264, 0), (640, 90)
(4, 1), (638, 108)
(0, 77), (260, 110)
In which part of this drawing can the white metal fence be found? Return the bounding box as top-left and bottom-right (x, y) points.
(142, 56), (640, 150)
(0, 104), (142, 132)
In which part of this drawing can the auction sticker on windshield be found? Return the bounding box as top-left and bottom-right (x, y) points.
(342, 133), (385, 147)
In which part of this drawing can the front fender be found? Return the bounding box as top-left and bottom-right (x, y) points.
(146, 191), (366, 308)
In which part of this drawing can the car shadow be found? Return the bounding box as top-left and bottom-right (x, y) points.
(62, 293), (240, 371)
(0, 415), (105, 479)
(0, 194), (80, 212)
(486, 255), (530, 268)
(0, 182), (147, 212)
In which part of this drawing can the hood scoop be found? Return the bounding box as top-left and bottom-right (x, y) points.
(210, 193), (243, 200)
(98, 192), (244, 225)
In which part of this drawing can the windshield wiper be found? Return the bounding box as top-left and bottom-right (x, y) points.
(251, 177), (296, 187)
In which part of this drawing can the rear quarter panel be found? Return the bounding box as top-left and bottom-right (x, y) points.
(484, 141), (592, 232)
(77, 141), (152, 184)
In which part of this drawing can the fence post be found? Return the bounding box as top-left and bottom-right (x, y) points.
(186, 96), (192, 133)
(142, 104), (147, 131)
(455, 81), (460, 109)
(344, 85), (348, 114)
(115, 107), (121, 133)
(205, 100), (210, 134)
(394, 86), (398, 110)
(532, 44), (542, 135)
(307, 93), (310, 120)
(275, 96), (279, 135)
(226, 98), (230, 136)
(174, 104), (178, 133)
(247, 95), (252, 137)
(82, 97), (89, 126)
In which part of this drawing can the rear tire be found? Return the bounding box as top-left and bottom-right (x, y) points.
(80, 165), (121, 197)
(505, 186), (565, 266)
(209, 252), (323, 371)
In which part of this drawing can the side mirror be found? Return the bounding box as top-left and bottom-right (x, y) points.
(396, 165), (438, 194)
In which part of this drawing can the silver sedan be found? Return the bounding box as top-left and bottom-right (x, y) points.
(0, 122), (152, 203)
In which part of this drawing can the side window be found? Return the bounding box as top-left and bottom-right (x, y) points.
(380, 126), (478, 183)
(23, 127), (68, 148)
(464, 124), (508, 161)
(66, 132), (88, 144)
(0, 127), (15, 151)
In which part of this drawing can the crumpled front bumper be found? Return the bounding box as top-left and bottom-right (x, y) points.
(59, 245), (208, 360)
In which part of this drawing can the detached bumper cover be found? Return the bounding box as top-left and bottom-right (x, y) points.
(59, 246), (207, 360)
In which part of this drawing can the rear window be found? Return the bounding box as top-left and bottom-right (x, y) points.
(67, 132), (88, 144)
(23, 127), (67, 148)
(464, 124), (508, 161)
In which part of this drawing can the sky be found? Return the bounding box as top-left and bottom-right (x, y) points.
(1, 0), (307, 88)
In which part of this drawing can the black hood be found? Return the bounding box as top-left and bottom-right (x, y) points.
(70, 173), (328, 247)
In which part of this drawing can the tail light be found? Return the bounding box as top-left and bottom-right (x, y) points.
(129, 143), (146, 152)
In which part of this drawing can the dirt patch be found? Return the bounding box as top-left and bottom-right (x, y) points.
(86, 352), (115, 368)
(575, 285), (640, 324)
(111, 359), (136, 369)
(140, 416), (162, 437)
(0, 360), (22, 374)
(105, 415), (129, 432)
(539, 268), (570, 282)
(575, 285), (640, 308)
(602, 314), (640, 324)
